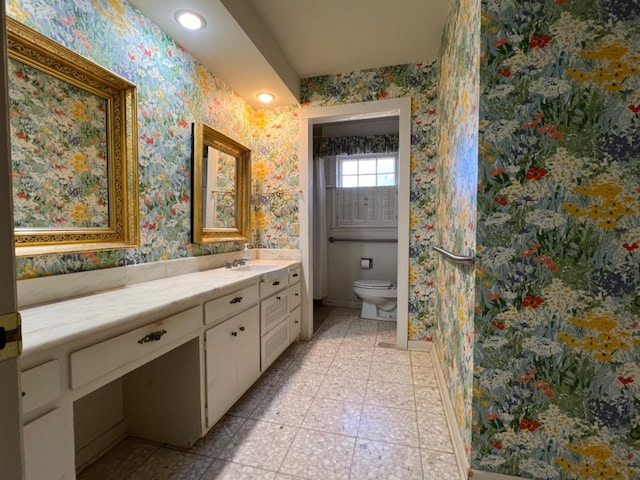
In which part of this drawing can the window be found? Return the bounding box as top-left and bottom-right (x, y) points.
(337, 154), (397, 187)
(332, 154), (398, 228)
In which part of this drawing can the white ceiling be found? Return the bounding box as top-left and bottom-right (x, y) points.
(128, 0), (452, 109)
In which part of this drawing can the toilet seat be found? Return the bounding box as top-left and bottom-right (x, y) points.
(353, 280), (394, 289)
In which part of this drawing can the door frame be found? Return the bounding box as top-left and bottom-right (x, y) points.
(297, 97), (411, 349)
(0, 4), (25, 478)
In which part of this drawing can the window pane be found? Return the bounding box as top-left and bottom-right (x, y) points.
(358, 159), (376, 174)
(342, 160), (358, 175)
(378, 173), (396, 186)
(359, 175), (376, 187)
(377, 158), (395, 174)
(342, 175), (358, 187)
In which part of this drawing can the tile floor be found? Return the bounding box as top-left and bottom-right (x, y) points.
(79, 308), (463, 480)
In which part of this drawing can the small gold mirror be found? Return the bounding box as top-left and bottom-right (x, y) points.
(192, 123), (250, 243)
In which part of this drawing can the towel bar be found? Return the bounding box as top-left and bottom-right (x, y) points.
(432, 245), (475, 264)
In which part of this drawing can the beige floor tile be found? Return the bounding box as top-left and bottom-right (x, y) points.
(373, 347), (412, 365)
(417, 411), (455, 453)
(327, 357), (371, 379)
(304, 338), (341, 357)
(301, 396), (362, 436)
(272, 370), (325, 396)
(287, 351), (334, 375)
(201, 460), (277, 480)
(410, 351), (434, 367)
(227, 387), (272, 418)
(358, 405), (420, 447)
(369, 362), (414, 384)
(188, 415), (246, 457)
(365, 379), (416, 410)
(422, 449), (462, 480)
(335, 345), (375, 363)
(252, 366), (286, 389)
(219, 419), (297, 471)
(413, 366), (438, 387)
(350, 439), (423, 480)
(77, 438), (158, 480)
(414, 385), (445, 414)
(316, 375), (368, 403)
(279, 429), (356, 480)
(128, 448), (212, 480)
(250, 390), (313, 427)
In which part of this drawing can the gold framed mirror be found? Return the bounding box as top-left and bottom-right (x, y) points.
(192, 123), (251, 243)
(7, 18), (139, 256)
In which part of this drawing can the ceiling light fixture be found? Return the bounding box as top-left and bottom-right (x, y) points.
(174, 10), (206, 31)
(256, 92), (275, 104)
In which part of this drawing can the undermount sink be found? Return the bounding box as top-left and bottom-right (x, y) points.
(233, 264), (282, 273)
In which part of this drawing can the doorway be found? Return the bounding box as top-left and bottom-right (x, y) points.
(297, 97), (412, 349)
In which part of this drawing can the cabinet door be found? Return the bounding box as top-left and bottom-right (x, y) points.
(289, 306), (301, 343)
(235, 305), (260, 394)
(23, 408), (67, 480)
(205, 319), (239, 429)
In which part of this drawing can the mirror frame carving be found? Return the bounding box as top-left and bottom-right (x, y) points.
(7, 18), (139, 257)
(192, 123), (251, 243)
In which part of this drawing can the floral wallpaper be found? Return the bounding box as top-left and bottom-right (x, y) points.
(8, 0), (254, 278)
(300, 64), (440, 340)
(434, 0), (479, 459)
(9, 57), (109, 229)
(474, 0), (640, 478)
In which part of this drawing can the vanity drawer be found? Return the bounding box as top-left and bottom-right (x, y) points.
(205, 284), (259, 326)
(261, 290), (289, 334)
(289, 306), (301, 342)
(260, 273), (288, 298)
(289, 266), (301, 285)
(289, 282), (301, 310)
(261, 318), (289, 371)
(70, 306), (201, 390)
(21, 360), (60, 415)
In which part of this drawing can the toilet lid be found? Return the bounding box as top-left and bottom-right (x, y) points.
(354, 280), (394, 289)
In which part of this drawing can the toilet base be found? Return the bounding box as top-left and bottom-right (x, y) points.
(360, 301), (397, 321)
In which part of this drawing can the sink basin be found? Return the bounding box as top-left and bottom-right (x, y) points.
(233, 264), (282, 273)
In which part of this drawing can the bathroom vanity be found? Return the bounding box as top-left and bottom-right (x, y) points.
(17, 257), (302, 480)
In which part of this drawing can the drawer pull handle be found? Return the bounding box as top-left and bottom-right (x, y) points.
(276, 296), (281, 300)
(138, 329), (167, 344)
(229, 296), (243, 304)
(292, 273), (299, 278)
(239, 326), (246, 332)
(272, 281), (280, 286)
(231, 331), (238, 337)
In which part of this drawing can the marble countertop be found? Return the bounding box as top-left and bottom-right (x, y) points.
(20, 259), (300, 357)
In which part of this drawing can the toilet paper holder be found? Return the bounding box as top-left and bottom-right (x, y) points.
(360, 258), (373, 269)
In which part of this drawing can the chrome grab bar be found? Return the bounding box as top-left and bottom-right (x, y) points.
(432, 245), (475, 264)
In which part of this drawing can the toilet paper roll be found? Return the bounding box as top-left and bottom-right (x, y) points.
(360, 259), (371, 269)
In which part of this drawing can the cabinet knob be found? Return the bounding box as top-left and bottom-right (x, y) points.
(239, 326), (245, 332)
(231, 331), (238, 337)
(294, 320), (299, 324)
(295, 293), (299, 297)
(292, 273), (299, 278)
(276, 296), (281, 300)
(272, 281), (280, 286)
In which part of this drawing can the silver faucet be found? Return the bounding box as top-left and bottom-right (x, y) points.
(232, 259), (246, 267)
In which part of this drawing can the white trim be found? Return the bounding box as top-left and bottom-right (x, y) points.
(429, 346), (471, 480)
(298, 97), (411, 348)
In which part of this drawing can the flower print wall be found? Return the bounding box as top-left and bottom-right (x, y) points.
(8, 0), (254, 279)
(300, 64), (440, 340)
(475, 0), (640, 478)
(434, 0), (479, 458)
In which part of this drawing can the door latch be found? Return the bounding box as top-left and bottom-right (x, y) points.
(0, 312), (22, 361)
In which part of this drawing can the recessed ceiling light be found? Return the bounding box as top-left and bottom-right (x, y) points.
(256, 92), (275, 104)
(174, 10), (206, 30)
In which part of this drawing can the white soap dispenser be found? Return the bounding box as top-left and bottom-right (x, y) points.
(243, 243), (251, 262)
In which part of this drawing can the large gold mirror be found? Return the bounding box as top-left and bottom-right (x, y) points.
(192, 123), (250, 243)
(7, 18), (139, 256)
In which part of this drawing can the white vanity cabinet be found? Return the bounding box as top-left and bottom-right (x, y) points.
(288, 266), (302, 342)
(259, 271), (290, 370)
(204, 285), (261, 429)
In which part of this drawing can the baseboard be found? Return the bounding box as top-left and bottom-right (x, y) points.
(429, 347), (471, 480)
(408, 340), (431, 351)
(471, 470), (524, 479)
(75, 420), (127, 471)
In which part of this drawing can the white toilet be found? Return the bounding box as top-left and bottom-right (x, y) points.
(353, 280), (397, 321)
